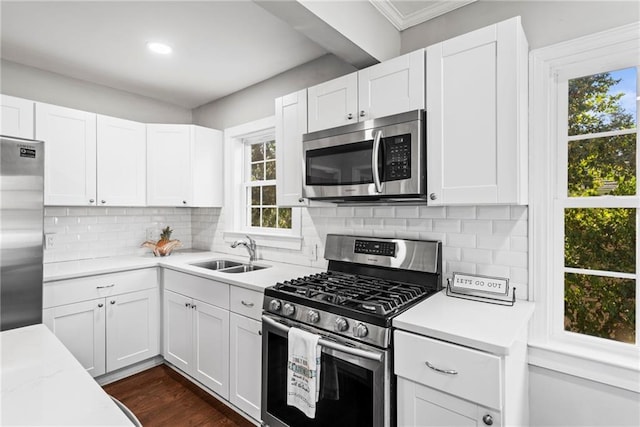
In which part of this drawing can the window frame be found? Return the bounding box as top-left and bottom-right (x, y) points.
(223, 117), (302, 250)
(529, 22), (640, 392)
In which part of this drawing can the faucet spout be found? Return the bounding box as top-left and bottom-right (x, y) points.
(230, 235), (257, 264)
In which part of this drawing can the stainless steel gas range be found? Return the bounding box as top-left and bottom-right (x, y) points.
(261, 234), (442, 427)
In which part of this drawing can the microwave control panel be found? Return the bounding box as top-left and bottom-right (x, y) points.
(384, 134), (411, 181)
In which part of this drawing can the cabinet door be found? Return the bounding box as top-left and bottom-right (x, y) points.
(36, 103), (97, 206)
(275, 89), (307, 207)
(106, 288), (160, 372)
(43, 299), (106, 377)
(190, 126), (223, 207)
(1, 94), (34, 139)
(426, 17), (527, 205)
(307, 72), (358, 132)
(163, 290), (193, 373)
(229, 313), (262, 421)
(192, 300), (230, 399)
(358, 49), (425, 121)
(147, 124), (191, 206)
(397, 378), (501, 427)
(96, 115), (146, 206)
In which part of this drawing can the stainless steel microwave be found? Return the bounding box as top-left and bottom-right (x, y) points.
(302, 110), (426, 202)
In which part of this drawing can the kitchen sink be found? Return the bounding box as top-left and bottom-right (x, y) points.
(218, 264), (268, 274)
(190, 260), (242, 271)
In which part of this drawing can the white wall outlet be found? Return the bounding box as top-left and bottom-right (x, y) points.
(45, 233), (56, 250)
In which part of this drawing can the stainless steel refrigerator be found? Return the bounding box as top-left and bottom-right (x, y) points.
(1, 135), (44, 331)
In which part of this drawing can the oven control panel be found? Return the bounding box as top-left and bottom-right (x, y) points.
(354, 239), (396, 257)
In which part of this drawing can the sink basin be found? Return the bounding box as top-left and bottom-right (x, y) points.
(219, 264), (268, 274)
(190, 260), (242, 271)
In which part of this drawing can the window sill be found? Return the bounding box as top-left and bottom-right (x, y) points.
(223, 231), (302, 251)
(528, 341), (640, 393)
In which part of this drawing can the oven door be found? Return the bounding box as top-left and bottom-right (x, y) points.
(261, 314), (392, 427)
(302, 111), (424, 201)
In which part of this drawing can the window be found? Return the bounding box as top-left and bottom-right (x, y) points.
(530, 23), (639, 391)
(244, 136), (292, 230)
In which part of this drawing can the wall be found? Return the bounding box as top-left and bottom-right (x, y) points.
(0, 59), (192, 123)
(401, 1), (640, 52)
(192, 54), (356, 130)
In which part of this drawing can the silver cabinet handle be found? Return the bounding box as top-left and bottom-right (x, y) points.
(347, 113), (354, 120)
(110, 300), (116, 305)
(298, 197), (305, 203)
(258, 330), (262, 336)
(372, 130), (383, 193)
(425, 361), (458, 375)
(89, 199), (95, 204)
(359, 110), (366, 117)
(182, 200), (187, 205)
(101, 200), (106, 204)
(429, 193), (437, 201)
(98, 303), (104, 308)
(96, 284), (115, 289)
(185, 303), (191, 308)
(241, 300), (255, 308)
(483, 414), (494, 426)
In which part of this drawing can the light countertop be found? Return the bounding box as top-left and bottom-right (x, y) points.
(44, 250), (323, 292)
(393, 291), (535, 355)
(0, 324), (132, 426)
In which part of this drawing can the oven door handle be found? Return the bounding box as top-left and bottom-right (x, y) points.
(262, 315), (383, 362)
(372, 130), (383, 193)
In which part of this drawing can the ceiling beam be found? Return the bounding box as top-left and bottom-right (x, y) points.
(255, 0), (401, 69)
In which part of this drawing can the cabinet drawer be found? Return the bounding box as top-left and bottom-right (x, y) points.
(230, 287), (263, 321)
(164, 269), (229, 309)
(394, 330), (502, 410)
(44, 268), (158, 308)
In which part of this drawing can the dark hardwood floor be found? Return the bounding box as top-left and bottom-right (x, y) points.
(103, 364), (255, 427)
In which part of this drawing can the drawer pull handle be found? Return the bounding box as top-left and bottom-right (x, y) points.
(241, 301), (254, 308)
(97, 284), (115, 289)
(425, 361), (458, 375)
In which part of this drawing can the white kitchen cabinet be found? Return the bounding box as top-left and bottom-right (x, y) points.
(163, 269), (230, 399)
(35, 102), (97, 206)
(229, 287), (263, 420)
(1, 94), (34, 139)
(96, 115), (146, 206)
(43, 269), (159, 378)
(307, 49), (425, 132)
(147, 124), (223, 207)
(275, 89), (307, 207)
(426, 16), (528, 205)
(43, 298), (106, 377)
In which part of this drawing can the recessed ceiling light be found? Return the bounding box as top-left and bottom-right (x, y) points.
(146, 42), (172, 55)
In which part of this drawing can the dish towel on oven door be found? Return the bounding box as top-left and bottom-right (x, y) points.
(287, 327), (321, 418)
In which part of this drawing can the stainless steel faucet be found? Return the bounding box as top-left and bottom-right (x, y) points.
(231, 235), (257, 264)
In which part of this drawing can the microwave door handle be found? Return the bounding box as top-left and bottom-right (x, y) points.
(262, 315), (383, 362)
(372, 130), (383, 193)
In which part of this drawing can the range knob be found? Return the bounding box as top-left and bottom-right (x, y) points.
(269, 299), (282, 312)
(282, 303), (296, 317)
(353, 323), (369, 338)
(334, 317), (349, 332)
(307, 310), (320, 324)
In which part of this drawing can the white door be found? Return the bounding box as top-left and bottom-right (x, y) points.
(358, 49), (425, 121)
(1, 94), (34, 139)
(229, 313), (262, 420)
(192, 300), (230, 399)
(36, 103), (97, 206)
(146, 124), (191, 206)
(397, 378), (502, 427)
(106, 288), (160, 372)
(96, 115), (146, 206)
(307, 72), (358, 132)
(43, 299), (106, 377)
(163, 290), (192, 373)
(426, 17), (526, 205)
(190, 126), (223, 207)
(275, 89), (307, 207)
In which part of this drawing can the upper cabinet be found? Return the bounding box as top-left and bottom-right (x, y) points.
(275, 89), (307, 207)
(1, 94), (34, 139)
(97, 115), (146, 206)
(307, 49), (425, 133)
(426, 16), (528, 205)
(147, 124), (223, 207)
(36, 102), (97, 206)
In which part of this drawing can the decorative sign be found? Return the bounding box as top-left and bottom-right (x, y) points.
(451, 273), (509, 296)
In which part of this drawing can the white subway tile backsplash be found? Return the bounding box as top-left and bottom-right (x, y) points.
(447, 261), (477, 275)
(395, 206), (419, 218)
(446, 206), (476, 219)
(447, 233), (476, 248)
(476, 264), (510, 279)
(494, 220), (527, 236)
(373, 207), (395, 218)
(477, 235), (510, 250)
(419, 206), (446, 218)
(494, 250), (528, 268)
(45, 207), (67, 216)
(406, 218), (432, 232)
(477, 206), (511, 220)
(462, 248), (493, 264)
(510, 205), (528, 220)
(433, 219), (461, 233)
(462, 220), (492, 235)
(510, 236), (528, 252)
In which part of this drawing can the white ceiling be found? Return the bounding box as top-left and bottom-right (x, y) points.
(0, 1), (473, 109)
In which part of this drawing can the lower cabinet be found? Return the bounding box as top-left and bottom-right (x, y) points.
(229, 312), (262, 420)
(164, 289), (230, 398)
(43, 269), (160, 378)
